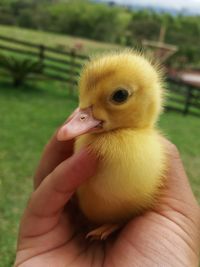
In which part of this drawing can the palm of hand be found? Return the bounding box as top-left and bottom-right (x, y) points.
(16, 206), (199, 267)
(15, 137), (200, 267)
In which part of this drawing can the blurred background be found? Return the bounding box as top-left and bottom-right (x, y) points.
(0, 0), (199, 266)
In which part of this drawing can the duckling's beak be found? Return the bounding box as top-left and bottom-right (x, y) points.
(57, 107), (102, 141)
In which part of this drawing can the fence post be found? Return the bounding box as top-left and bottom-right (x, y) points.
(39, 45), (45, 62)
(69, 49), (76, 96)
(38, 45), (45, 75)
(183, 86), (193, 115)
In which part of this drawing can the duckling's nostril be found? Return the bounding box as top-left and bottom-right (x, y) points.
(80, 114), (88, 121)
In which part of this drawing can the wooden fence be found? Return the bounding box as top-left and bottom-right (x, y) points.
(0, 34), (199, 116)
(0, 34), (89, 85)
(167, 76), (200, 117)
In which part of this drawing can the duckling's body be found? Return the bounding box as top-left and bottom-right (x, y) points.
(57, 50), (167, 238)
(76, 128), (166, 224)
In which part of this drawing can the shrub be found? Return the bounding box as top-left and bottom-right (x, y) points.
(0, 54), (43, 87)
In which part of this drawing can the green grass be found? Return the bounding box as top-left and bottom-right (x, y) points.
(0, 25), (120, 55)
(159, 112), (200, 199)
(0, 79), (77, 266)
(0, 78), (200, 266)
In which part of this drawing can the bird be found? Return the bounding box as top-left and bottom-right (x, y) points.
(57, 50), (167, 240)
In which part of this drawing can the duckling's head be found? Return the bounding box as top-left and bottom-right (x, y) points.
(58, 51), (164, 140)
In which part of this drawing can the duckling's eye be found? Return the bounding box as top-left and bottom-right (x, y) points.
(110, 88), (129, 104)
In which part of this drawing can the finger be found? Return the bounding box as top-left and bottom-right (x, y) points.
(161, 140), (197, 203)
(157, 140), (200, 223)
(21, 148), (98, 237)
(34, 128), (74, 188)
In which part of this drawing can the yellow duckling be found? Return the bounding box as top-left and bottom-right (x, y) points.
(57, 50), (167, 239)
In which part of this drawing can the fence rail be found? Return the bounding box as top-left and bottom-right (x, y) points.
(0, 34), (89, 85)
(0, 34), (199, 116)
(166, 76), (200, 117)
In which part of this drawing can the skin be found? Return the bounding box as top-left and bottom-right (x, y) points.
(15, 128), (200, 267)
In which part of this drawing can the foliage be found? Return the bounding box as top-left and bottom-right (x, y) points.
(0, 0), (200, 67)
(47, 1), (130, 43)
(0, 54), (43, 87)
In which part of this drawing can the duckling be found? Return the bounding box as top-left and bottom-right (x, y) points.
(57, 50), (167, 240)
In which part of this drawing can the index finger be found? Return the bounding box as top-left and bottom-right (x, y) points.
(34, 128), (74, 189)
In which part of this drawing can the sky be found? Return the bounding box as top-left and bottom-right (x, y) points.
(108, 0), (200, 10)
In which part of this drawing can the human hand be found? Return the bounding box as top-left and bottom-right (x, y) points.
(15, 131), (200, 267)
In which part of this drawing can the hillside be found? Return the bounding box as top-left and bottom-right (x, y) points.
(0, 25), (120, 55)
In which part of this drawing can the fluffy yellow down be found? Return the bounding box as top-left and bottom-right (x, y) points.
(75, 50), (167, 224)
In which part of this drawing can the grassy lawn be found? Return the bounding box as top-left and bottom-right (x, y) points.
(0, 77), (200, 266)
(0, 79), (77, 266)
(0, 25), (121, 55)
